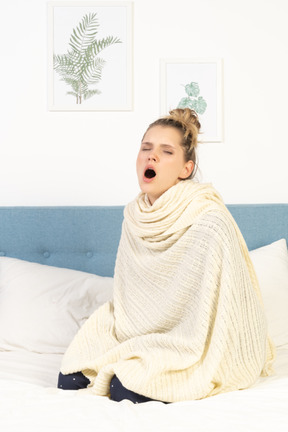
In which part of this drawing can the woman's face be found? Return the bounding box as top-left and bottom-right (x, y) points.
(136, 125), (194, 205)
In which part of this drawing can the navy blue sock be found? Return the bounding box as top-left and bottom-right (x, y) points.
(58, 372), (168, 404)
(57, 371), (90, 390)
(110, 375), (157, 404)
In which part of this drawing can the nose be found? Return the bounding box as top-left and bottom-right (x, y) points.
(148, 152), (158, 162)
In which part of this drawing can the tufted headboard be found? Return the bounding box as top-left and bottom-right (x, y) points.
(0, 204), (287, 277)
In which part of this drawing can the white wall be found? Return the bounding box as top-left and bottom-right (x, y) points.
(1, 0), (288, 206)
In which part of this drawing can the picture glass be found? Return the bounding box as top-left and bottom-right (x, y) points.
(161, 60), (222, 142)
(48, 2), (132, 111)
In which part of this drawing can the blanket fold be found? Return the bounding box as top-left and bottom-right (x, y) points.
(61, 181), (275, 402)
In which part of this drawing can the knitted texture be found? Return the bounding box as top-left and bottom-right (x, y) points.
(61, 181), (275, 402)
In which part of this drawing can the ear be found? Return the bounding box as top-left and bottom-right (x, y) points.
(179, 160), (194, 180)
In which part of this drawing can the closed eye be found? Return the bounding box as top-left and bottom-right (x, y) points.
(141, 144), (152, 151)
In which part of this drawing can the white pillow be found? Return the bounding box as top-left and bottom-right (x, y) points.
(0, 257), (113, 354)
(249, 239), (288, 347)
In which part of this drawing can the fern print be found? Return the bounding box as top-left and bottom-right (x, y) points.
(53, 13), (121, 104)
(177, 82), (207, 115)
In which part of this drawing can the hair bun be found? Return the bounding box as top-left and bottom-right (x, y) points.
(167, 108), (201, 147)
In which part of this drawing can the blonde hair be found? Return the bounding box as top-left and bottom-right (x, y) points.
(144, 108), (201, 179)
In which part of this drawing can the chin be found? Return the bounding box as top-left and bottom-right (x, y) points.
(139, 185), (152, 195)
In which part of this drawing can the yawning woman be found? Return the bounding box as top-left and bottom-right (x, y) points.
(58, 108), (275, 403)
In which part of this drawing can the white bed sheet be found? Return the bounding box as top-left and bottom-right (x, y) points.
(0, 347), (288, 432)
(0, 350), (62, 387)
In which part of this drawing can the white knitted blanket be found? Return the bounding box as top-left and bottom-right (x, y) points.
(61, 181), (275, 402)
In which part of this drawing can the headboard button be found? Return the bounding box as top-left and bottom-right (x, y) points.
(86, 251), (93, 258)
(43, 251), (50, 258)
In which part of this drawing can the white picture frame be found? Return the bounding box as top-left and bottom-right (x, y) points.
(48, 1), (133, 111)
(160, 59), (223, 142)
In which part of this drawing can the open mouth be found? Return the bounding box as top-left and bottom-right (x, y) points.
(144, 168), (156, 179)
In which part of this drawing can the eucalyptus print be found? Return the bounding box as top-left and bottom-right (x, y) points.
(177, 82), (207, 115)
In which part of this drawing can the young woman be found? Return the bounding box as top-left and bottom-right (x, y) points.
(58, 108), (275, 403)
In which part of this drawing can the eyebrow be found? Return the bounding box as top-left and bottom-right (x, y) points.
(141, 141), (176, 149)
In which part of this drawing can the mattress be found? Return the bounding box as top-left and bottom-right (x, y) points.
(0, 347), (287, 432)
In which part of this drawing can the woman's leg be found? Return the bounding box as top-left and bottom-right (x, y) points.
(57, 371), (90, 390)
(109, 375), (160, 404)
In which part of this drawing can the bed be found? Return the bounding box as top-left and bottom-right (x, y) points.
(0, 204), (287, 431)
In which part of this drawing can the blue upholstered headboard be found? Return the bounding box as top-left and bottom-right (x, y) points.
(0, 204), (287, 277)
